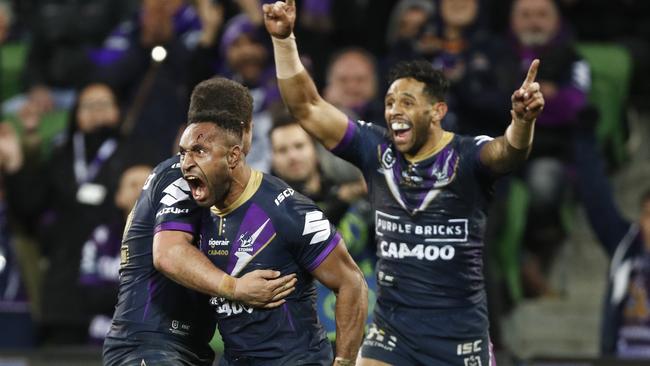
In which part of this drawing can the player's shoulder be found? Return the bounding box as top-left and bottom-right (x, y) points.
(259, 174), (321, 222)
(259, 174), (315, 211)
(150, 155), (182, 179)
(142, 155), (193, 205)
(354, 119), (389, 137)
(452, 133), (494, 151)
(258, 174), (332, 245)
(146, 155), (184, 188)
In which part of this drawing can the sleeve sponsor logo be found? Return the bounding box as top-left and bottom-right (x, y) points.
(160, 177), (191, 206)
(302, 211), (331, 245)
(156, 207), (190, 217)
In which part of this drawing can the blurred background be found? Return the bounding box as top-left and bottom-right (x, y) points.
(0, 0), (649, 365)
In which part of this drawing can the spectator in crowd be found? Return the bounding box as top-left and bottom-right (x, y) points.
(269, 115), (368, 227)
(3, 0), (131, 115)
(324, 48), (384, 125)
(268, 109), (375, 356)
(79, 164), (152, 344)
(4, 83), (154, 344)
(386, 0), (513, 137)
(385, 0), (434, 51)
(574, 120), (650, 358)
(557, 0), (650, 99)
(91, 0), (202, 161)
(508, 0), (591, 296)
(216, 13), (282, 172)
(0, 122), (32, 348)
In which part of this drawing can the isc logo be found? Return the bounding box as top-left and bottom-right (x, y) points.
(457, 339), (482, 355)
(274, 188), (295, 206)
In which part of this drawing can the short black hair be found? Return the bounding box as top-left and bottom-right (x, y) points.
(188, 77), (253, 131)
(388, 60), (449, 102)
(268, 107), (299, 139)
(188, 109), (245, 141)
(267, 107), (315, 147)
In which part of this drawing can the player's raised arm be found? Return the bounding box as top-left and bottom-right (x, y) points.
(263, 0), (349, 149)
(480, 59), (544, 173)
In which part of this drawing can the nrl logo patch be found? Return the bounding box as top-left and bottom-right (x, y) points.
(381, 147), (396, 169)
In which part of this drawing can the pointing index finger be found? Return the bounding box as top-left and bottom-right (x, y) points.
(523, 59), (539, 87)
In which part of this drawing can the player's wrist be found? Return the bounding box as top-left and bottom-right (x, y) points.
(333, 356), (355, 366)
(506, 117), (535, 150)
(217, 274), (237, 300)
(272, 33), (304, 79)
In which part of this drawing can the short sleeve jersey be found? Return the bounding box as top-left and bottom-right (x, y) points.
(331, 120), (495, 314)
(107, 156), (215, 349)
(199, 171), (341, 362)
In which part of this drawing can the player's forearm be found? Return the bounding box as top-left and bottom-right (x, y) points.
(333, 269), (368, 363)
(278, 71), (322, 121)
(272, 35), (319, 119)
(272, 34), (350, 149)
(153, 239), (236, 299)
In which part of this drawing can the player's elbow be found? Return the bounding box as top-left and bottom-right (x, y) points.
(286, 96), (322, 123)
(341, 265), (368, 300)
(152, 242), (177, 276)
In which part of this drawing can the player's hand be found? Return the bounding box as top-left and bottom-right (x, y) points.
(234, 270), (297, 308)
(511, 59), (544, 124)
(262, 0), (296, 39)
(0, 123), (24, 174)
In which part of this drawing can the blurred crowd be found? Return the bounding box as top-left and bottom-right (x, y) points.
(0, 0), (648, 359)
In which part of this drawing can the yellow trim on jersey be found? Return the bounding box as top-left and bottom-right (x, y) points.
(211, 170), (263, 217)
(405, 131), (454, 163)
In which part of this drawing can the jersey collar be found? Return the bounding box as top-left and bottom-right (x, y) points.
(404, 131), (454, 163)
(211, 170), (263, 216)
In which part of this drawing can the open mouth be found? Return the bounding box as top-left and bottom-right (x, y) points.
(391, 121), (412, 145)
(184, 174), (208, 203)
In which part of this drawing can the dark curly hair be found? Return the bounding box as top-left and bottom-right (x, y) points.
(388, 60), (449, 102)
(188, 77), (253, 131)
(188, 109), (245, 141)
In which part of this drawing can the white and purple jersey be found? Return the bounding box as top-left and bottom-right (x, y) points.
(199, 171), (341, 363)
(331, 119), (496, 337)
(106, 156), (214, 353)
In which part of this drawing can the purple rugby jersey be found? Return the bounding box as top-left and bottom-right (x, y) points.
(105, 155), (215, 354)
(199, 170), (340, 363)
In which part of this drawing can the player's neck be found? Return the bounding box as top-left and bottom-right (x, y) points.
(405, 127), (449, 163)
(218, 164), (252, 210)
